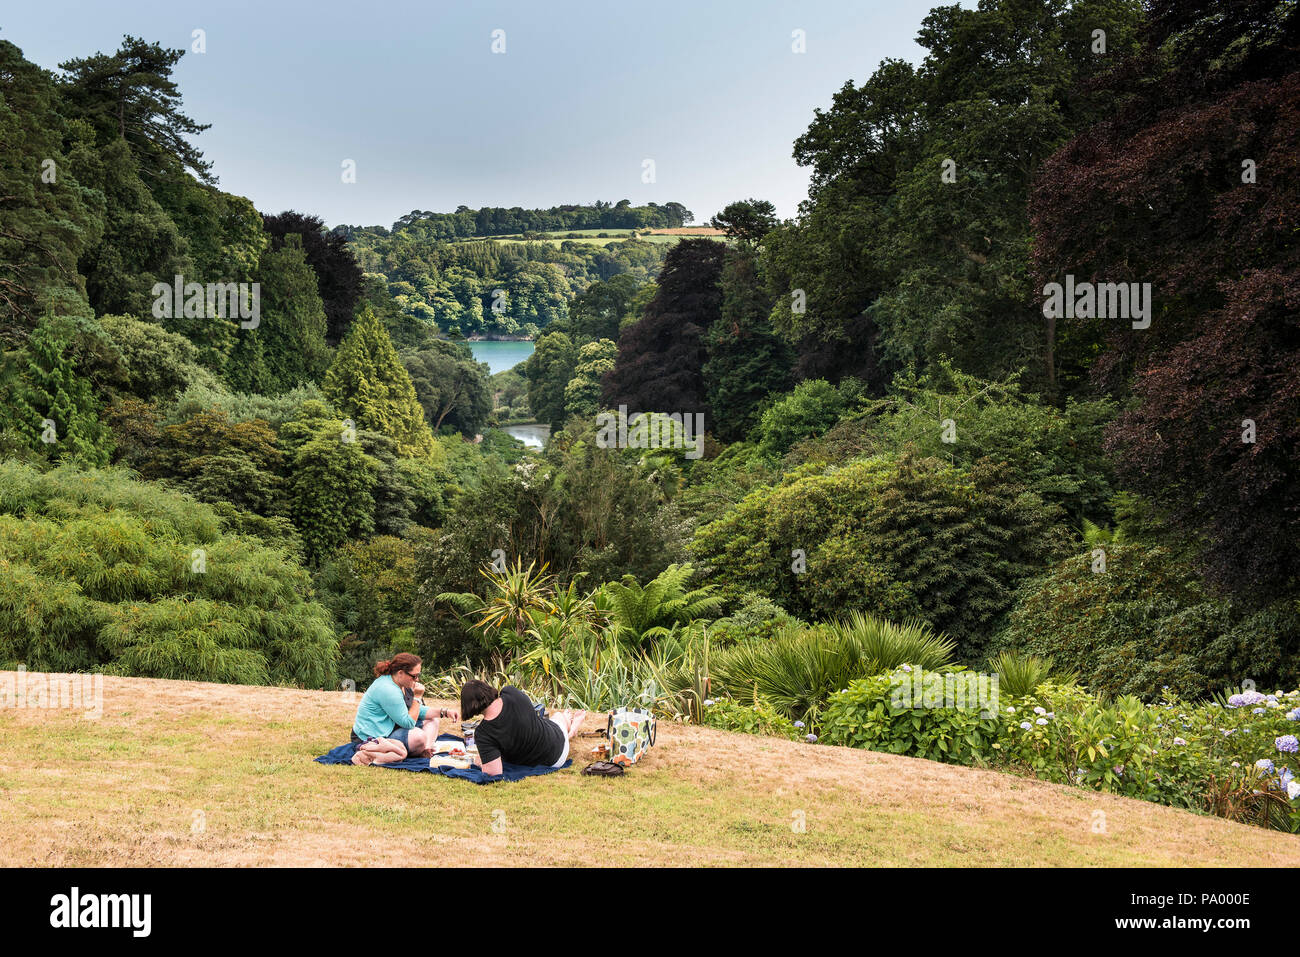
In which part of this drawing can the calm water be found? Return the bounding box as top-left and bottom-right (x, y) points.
(468, 339), (534, 375)
(504, 423), (550, 449)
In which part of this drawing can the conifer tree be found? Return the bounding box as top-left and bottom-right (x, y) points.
(255, 233), (330, 392)
(322, 306), (434, 457)
(704, 247), (792, 441)
(8, 315), (114, 466)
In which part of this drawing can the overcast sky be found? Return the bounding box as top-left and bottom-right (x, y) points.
(3, 0), (954, 230)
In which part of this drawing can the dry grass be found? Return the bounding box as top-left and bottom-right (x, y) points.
(2, 671), (1298, 867)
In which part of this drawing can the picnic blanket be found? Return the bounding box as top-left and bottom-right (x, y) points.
(314, 734), (571, 784)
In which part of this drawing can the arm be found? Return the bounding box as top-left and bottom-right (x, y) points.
(379, 680), (419, 730)
(411, 682), (426, 724)
(474, 727), (503, 776)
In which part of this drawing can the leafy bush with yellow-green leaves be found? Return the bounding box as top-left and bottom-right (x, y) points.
(0, 461), (338, 687)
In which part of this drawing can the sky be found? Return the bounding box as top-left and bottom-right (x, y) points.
(2, 0), (955, 230)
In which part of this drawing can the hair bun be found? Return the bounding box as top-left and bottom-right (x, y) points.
(374, 659), (391, 676)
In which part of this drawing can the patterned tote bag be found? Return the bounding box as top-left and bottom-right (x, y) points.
(606, 706), (656, 766)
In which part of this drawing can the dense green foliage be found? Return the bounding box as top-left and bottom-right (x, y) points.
(993, 544), (1300, 701)
(348, 200), (692, 240)
(345, 219), (673, 338)
(692, 452), (1067, 659)
(401, 340), (492, 436)
(0, 462), (338, 686)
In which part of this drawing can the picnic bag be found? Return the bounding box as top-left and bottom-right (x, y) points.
(606, 706), (656, 766)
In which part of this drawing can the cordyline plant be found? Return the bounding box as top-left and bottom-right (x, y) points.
(437, 558), (559, 654)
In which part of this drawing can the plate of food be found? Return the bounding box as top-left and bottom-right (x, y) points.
(429, 754), (471, 770)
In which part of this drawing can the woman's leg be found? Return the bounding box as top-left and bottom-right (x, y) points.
(550, 710), (587, 738)
(353, 737), (407, 765)
(369, 738), (409, 764)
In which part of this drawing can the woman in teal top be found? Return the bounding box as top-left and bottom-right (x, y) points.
(351, 653), (458, 748)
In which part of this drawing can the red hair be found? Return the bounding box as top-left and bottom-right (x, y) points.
(375, 652), (422, 678)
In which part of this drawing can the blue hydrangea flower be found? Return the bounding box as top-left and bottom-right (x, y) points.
(793, 720), (805, 729)
(805, 734), (818, 743)
(1035, 718), (1048, 726)
(1019, 721), (1032, 730)
(703, 699), (715, 707)
(1276, 735), (1299, 754)
(1173, 737), (1187, 746)
(1256, 758), (1276, 772)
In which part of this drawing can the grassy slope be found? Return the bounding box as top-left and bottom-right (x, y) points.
(2, 672), (1297, 867)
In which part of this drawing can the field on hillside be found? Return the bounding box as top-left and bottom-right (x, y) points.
(464, 227), (727, 247)
(2, 672), (1298, 867)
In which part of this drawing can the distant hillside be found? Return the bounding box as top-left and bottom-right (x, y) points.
(336, 200), (694, 240)
(342, 218), (713, 338)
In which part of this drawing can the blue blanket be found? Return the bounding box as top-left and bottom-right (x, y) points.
(315, 734), (571, 784)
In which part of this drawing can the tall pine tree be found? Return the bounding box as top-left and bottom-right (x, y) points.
(322, 306), (434, 457)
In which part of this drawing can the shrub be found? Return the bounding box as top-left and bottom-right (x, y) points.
(847, 363), (1116, 520)
(753, 378), (853, 460)
(0, 461), (339, 688)
(710, 592), (804, 645)
(995, 682), (1161, 797)
(819, 668), (1001, 763)
(710, 615), (952, 724)
(987, 649), (1075, 697)
(993, 543), (1300, 700)
(700, 696), (805, 740)
(692, 450), (1067, 660)
(826, 611), (956, 674)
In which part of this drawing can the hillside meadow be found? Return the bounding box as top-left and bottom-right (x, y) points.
(1, 673), (1297, 867)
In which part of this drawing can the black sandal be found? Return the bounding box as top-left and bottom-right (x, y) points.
(582, 761), (625, 776)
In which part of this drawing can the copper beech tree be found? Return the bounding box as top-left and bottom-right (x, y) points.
(1031, 0), (1300, 599)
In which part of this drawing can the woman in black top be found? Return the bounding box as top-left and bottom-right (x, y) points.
(460, 680), (586, 774)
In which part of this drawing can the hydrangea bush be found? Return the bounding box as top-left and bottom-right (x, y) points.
(699, 697), (806, 740)
(730, 663), (1300, 831)
(818, 669), (1002, 764)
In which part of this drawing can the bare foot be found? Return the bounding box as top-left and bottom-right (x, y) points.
(352, 748), (376, 766)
